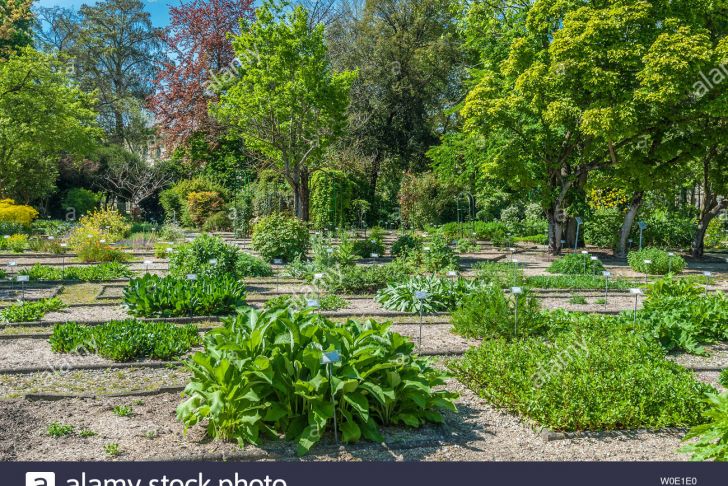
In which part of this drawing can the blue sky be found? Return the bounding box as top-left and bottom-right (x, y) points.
(35, 0), (177, 26)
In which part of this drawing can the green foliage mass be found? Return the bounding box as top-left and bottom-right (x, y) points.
(310, 169), (355, 230)
(252, 213), (310, 262)
(547, 253), (605, 275)
(375, 276), (483, 314)
(628, 248), (686, 275)
(451, 327), (713, 432)
(20, 262), (131, 281)
(50, 320), (200, 362)
(123, 275), (247, 318)
(452, 286), (542, 340)
(0, 297), (66, 323)
(176, 306), (457, 455)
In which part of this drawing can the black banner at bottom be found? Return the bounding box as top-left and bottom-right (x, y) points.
(5, 462), (726, 486)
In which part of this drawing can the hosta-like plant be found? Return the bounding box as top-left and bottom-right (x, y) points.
(680, 391), (728, 461)
(375, 275), (483, 313)
(176, 306), (457, 455)
(123, 274), (247, 317)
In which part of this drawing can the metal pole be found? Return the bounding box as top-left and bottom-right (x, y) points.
(328, 363), (338, 444)
(514, 295), (518, 338)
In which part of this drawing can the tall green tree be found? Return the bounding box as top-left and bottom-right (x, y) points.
(212, 0), (356, 220)
(0, 47), (100, 203)
(70, 0), (164, 148)
(327, 0), (465, 220)
(0, 0), (33, 57)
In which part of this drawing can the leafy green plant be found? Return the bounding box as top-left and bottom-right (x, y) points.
(638, 277), (728, 355)
(680, 391), (728, 461)
(720, 369), (728, 388)
(176, 306), (457, 455)
(252, 213), (309, 262)
(113, 405), (133, 417)
(391, 234), (422, 257)
(168, 234), (240, 280)
(547, 253), (605, 275)
(50, 320), (200, 361)
(352, 238), (385, 258)
(20, 262), (131, 281)
(47, 422), (74, 437)
(451, 327), (713, 431)
(455, 238), (479, 254)
(569, 295), (588, 305)
(452, 285), (542, 339)
(263, 294), (349, 311)
(104, 443), (121, 457)
(79, 429), (96, 438)
(236, 252), (273, 278)
(376, 275), (482, 313)
(628, 248), (686, 275)
(524, 275), (634, 290)
(320, 263), (410, 294)
(123, 275), (247, 318)
(0, 298), (66, 323)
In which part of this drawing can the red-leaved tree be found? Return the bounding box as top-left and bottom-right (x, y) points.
(150, 0), (254, 150)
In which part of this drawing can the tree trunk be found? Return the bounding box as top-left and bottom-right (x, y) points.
(617, 191), (643, 257)
(547, 208), (565, 256)
(692, 196), (726, 258)
(292, 170), (310, 222)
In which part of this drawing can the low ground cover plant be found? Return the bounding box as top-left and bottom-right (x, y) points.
(391, 234), (421, 257)
(252, 213), (309, 262)
(452, 285), (542, 339)
(474, 261), (523, 288)
(524, 275), (634, 290)
(0, 233), (28, 252)
(451, 327), (713, 431)
(0, 298), (66, 323)
(547, 253), (605, 275)
(263, 294), (349, 311)
(50, 320), (200, 361)
(376, 275), (483, 314)
(627, 248), (686, 275)
(20, 262), (131, 281)
(319, 263), (409, 294)
(124, 274), (247, 317)
(176, 306), (457, 455)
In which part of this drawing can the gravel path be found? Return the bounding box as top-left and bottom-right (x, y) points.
(43, 304), (129, 323)
(0, 380), (689, 462)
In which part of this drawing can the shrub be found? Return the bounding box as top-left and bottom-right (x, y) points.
(680, 391), (728, 461)
(252, 213), (309, 262)
(0, 298), (66, 323)
(187, 191), (224, 228)
(20, 262), (131, 281)
(230, 186), (254, 237)
(399, 172), (458, 228)
(168, 234), (240, 280)
(375, 276), (483, 314)
(627, 248), (685, 275)
(176, 306), (457, 455)
(547, 253), (605, 275)
(123, 274), (247, 317)
(201, 211), (232, 232)
(160, 177), (227, 227)
(636, 210), (695, 250)
(391, 234), (421, 257)
(1, 233), (28, 252)
(236, 252), (273, 278)
(159, 223), (185, 242)
(50, 320), (200, 362)
(452, 286), (542, 339)
(0, 199), (38, 225)
(61, 188), (100, 217)
(352, 238), (385, 258)
(68, 209), (132, 263)
(30, 220), (75, 238)
(451, 328), (712, 431)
